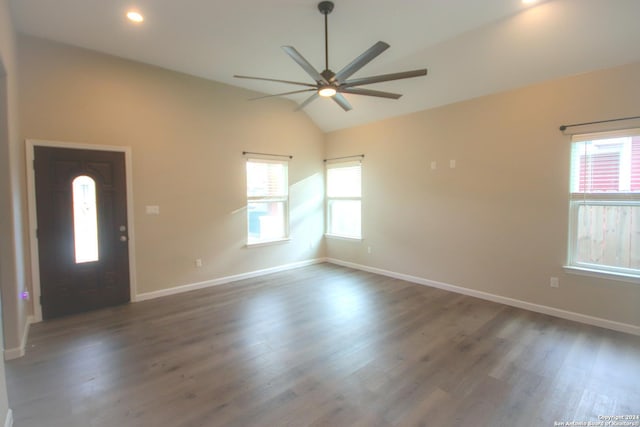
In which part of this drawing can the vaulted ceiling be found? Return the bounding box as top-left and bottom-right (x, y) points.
(10, 0), (640, 132)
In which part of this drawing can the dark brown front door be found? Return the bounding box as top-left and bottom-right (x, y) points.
(34, 146), (130, 319)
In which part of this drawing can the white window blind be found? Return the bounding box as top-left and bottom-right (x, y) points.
(567, 128), (640, 277)
(326, 161), (362, 239)
(246, 159), (289, 244)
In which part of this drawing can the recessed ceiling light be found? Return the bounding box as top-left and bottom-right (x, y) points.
(522, 0), (538, 4)
(126, 10), (144, 23)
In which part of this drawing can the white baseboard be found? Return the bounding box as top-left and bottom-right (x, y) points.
(136, 258), (327, 302)
(327, 258), (640, 336)
(4, 409), (12, 427)
(4, 315), (34, 360)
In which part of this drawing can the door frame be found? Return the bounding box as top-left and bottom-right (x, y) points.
(26, 139), (138, 322)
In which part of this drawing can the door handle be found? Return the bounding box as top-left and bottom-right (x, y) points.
(120, 235), (128, 242)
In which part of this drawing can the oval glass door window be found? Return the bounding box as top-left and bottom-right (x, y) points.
(72, 175), (99, 263)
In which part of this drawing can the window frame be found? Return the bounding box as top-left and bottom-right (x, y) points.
(245, 158), (290, 246)
(565, 128), (640, 282)
(325, 160), (362, 240)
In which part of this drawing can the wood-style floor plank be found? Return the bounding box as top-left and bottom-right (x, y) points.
(6, 263), (640, 427)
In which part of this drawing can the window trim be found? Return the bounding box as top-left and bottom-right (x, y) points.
(324, 233), (363, 242)
(326, 160), (362, 240)
(566, 128), (640, 280)
(245, 158), (290, 246)
(563, 265), (640, 285)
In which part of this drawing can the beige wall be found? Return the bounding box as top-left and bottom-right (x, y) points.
(1, 0), (30, 358)
(0, 0), (19, 418)
(326, 61), (640, 328)
(17, 35), (326, 297)
(12, 30), (640, 345)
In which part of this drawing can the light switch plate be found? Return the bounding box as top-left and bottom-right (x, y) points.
(146, 205), (160, 215)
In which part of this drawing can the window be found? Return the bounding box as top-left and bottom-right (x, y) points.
(72, 175), (99, 263)
(246, 159), (289, 244)
(326, 161), (362, 239)
(567, 128), (640, 277)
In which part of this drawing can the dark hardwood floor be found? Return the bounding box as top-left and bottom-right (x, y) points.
(7, 263), (640, 427)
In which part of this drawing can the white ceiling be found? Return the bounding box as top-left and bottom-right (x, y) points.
(9, 0), (640, 132)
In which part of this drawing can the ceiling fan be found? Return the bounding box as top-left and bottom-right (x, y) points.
(234, 1), (428, 112)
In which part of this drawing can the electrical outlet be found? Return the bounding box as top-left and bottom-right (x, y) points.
(550, 277), (559, 288)
(367, 246), (372, 254)
(195, 258), (203, 268)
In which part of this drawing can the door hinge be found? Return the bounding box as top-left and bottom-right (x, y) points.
(39, 295), (43, 305)
(33, 159), (35, 170)
(36, 228), (39, 239)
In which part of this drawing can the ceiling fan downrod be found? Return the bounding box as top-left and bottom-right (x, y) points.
(318, 1), (334, 73)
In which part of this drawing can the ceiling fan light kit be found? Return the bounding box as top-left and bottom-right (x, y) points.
(318, 86), (337, 97)
(234, 1), (428, 112)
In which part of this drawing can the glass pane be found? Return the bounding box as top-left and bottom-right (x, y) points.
(570, 135), (640, 194)
(633, 136), (640, 191)
(575, 203), (640, 270)
(246, 161), (288, 197)
(327, 165), (361, 198)
(72, 175), (99, 263)
(328, 199), (361, 238)
(247, 201), (286, 243)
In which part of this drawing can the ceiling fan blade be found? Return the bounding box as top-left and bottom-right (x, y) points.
(332, 93), (353, 112)
(295, 93), (319, 111)
(249, 88), (316, 101)
(234, 75), (317, 88)
(334, 41), (390, 83)
(340, 88), (402, 99)
(341, 69), (428, 88)
(282, 46), (327, 84)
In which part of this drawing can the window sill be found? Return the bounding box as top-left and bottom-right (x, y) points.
(246, 238), (290, 248)
(325, 234), (363, 242)
(563, 265), (640, 284)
